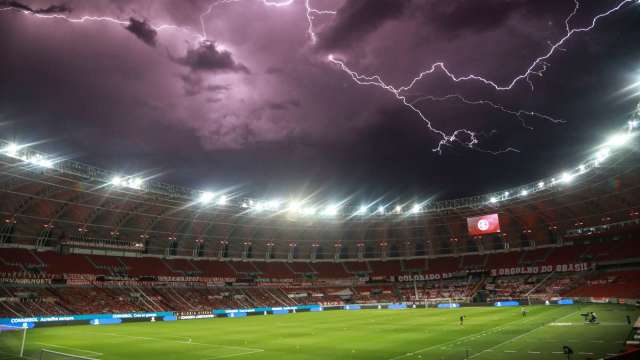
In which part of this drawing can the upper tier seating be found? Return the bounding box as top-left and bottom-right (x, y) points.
(35, 252), (99, 275)
(486, 251), (520, 269)
(368, 260), (402, 277)
(428, 257), (460, 273)
(310, 262), (349, 278)
(287, 262), (316, 274)
(253, 262), (295, 279)
(120, 257), (174, 277)
(229, 261), (259, 274)
(190, 260), (236, 278)
(461, 254), (486, 269)
(403, 258), (427, 271)
(0, 248), (41, 267)
(344, 261), (369, 273)
(164, 258), (199, 273)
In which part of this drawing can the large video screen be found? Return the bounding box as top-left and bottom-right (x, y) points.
(467, 213), (501, 236)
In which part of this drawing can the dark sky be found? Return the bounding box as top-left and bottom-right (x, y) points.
(1, 0), (640, 202)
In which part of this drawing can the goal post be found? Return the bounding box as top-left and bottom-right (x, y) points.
(39, 349), (97, 360)
(0, 325), (27, 359)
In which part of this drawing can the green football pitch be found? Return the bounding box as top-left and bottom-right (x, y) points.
(1, 304), (638, 360)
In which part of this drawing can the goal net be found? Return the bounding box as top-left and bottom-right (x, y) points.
(39, 349), (97, 360)
(0, 325), (27, 359)
(424, 298), (462, 308)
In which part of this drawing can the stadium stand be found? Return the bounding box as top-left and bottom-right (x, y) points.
(0, 148), (639, 321)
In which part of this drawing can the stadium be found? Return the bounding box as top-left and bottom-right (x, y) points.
(2, 0), (640, 359)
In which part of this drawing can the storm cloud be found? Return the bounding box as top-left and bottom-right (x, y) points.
(173, 41), (249, 74)
(125, 17), (157, 47)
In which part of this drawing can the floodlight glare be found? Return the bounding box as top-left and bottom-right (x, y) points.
(489, 197), (498, 204)
(217, 195), (227, 205)
(265, 199), (281, 210)
(4, 142), (19, 156)
(520, 190), (528, 196)
(30, 155), (53, 168)
(378, 205), (385, 214)
(411, 204), (421, 214)
(538, 181), (545, 189)
(357, 205), (368, 215)
(40, 159), (53, 168)
(605, 133), (632, 147)
(129, 177), (143, 189)
(111, 176), (123, 186)
(287, 201), (304, 212)
(560, 172), (574, 184)
(323, 204), (339, 216)
(302, 207), (316, 216)
(595, 147), (610, 163)
(199, 191), (215, 204)
(395, 205), (403, 214)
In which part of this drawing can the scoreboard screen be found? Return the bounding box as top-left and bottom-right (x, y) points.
(467, 214), (501, 236)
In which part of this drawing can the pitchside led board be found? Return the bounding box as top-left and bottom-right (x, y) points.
(467, 213), (501, 236)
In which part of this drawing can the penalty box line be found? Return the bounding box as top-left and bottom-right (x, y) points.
(388, 306), (570, 360)
(36, 342), (104, 356)
(469, 310), (579, 359)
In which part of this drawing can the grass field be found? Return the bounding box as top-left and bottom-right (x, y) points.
(1, 304), (638, 360)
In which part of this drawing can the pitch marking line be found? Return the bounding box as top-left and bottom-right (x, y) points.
(97, 332), (264, 352)
(202, 349), (265, 360)
(468, 310), (579, 359)
(36, 342), (104, 356)
(387, 309), (558, 360)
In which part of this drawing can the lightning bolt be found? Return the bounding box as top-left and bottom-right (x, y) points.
(327, 0), (634, 152)
(198, 0), (334, 43)
(328, 55), (495, 153)
(387, 0), (635, 93)
(409, 94), (565, 130)
(0, 3), (202, 41)
(303, 0), (336, 44)
(2, 0), (634, 154)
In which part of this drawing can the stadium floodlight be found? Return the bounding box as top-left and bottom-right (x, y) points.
(579, 164), (586, 174)
(520, 190), (528, 197)
(254, 202), (265, 212)
(489, 197), (498, 204)
(356, 205), (368, 215)
(110, 176), (123, 186)
(128, 177), (143, 190)
(4, 142), (19, 157)
(377, 205), (385, 215)
(265, 199), (281, 210)
(198, 191), (215, 204)
(560, 172), (574, 184)
(40, 158), (53, 168)
(595, 147), (610, 164)
(322, 204), (339, 216)
(411, 204), (421, 214)
(287, 201), (304, 213)
(538, 181), (545, 189)
(605, 132), (632, 147)
(394, 205), (403, 214)
(30, 155), (53, 168)
(629, 119), (639, 130)
(302, 207), (316, 216)
(217, 195), (227, 205)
